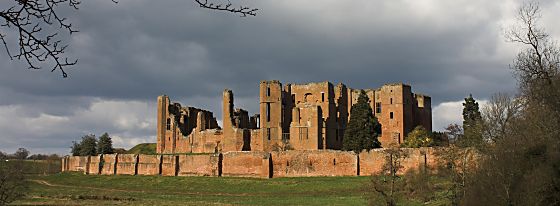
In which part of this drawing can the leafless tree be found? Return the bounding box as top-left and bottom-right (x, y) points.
(444, 123), (463, 144)
(369, 146), (408, 206)
(1, 0), (257, 78)
(481, 93), (523, 142)
(460, 2), (560, 205)
(505, 2), (560, 115)
(0, 160), (28, 205)
(434, 145), (477, 205)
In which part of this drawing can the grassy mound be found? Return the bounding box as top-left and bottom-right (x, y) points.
(126, 143), (156, 155)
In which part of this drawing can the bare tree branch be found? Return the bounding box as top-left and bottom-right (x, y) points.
(1, 0), (257, 78)
(506, 2), (560, 86)
(195, 0), (258, 17)
(0, 0), (83, 78)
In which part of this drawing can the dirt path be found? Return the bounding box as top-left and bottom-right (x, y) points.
(30, 179), (142, 193)
(29, 179), (255, 197)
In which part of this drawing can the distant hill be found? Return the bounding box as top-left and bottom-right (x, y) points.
(127, 143), (156, 155)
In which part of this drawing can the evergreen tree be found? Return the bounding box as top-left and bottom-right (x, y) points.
(460, 94), (483, 147)
(462, 94), (481, 131)
(70, 141), (81, 156)
(343, 90), (381, 153)
(79, 134), (97, 156)
(97, 132), (114, 154)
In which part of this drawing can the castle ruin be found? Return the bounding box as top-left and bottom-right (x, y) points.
(157, 81), (431, 154)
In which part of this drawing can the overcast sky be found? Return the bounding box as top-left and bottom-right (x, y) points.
(1, 0), (559, 155)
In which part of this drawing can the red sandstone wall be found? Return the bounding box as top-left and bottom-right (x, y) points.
(250, 129), (263, 151)
(116, 154), (137, 175)
(359, 148), (436, 176)
(399, 148), (427, 174)
(178, 154), (220, 176)
(66, 156), (89, 172)
(88, 155), (101, 175)
(100, 154), (117, 175)
(137, 154), (160, 175)
(161, 155), (178, 176)
(222, 151), (270, 178)
(358, 149), (386, 176)
(64, 148), (451, 178)
(271, 150), (357, 177)
(183, 129), (227, 154)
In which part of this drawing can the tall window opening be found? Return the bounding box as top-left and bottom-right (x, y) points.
(166, 118), (171, 130)
(336, 129), (339, 141)
(267, 87), (271, 96)
(266, 103), (271, 122)
(267, 128), (271, 140)
(390, 98), (393, 104)
(321, 92), (325, 102)
(376, 103), (381, 113)
(390, 112), (394, 119)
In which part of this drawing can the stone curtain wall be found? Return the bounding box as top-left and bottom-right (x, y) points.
(222, 151), (271, 178)
(87, 155), (101, 174)
(101, 154), (117, 175)
(64, 156), (88, 172)
(61, 147), (445, 178)
(137, 154), (160, 175)
(178, 154), (221, 176)
(271, 150), (357, 177)
(116, 154), (137, 175)
(161, 155), (178, 176)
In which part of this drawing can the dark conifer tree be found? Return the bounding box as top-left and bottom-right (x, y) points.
(70, 141), (81, 156)
(343, 90), (381, 153)
(460, 94), (483, 147)
(79, 134), (97, 156)
(462, 94), (482, 132)
(97, 132), (114, 154)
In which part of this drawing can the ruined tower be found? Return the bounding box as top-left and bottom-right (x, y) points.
(259, 80), (284, 151)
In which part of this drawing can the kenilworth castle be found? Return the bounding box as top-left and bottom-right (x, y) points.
(157, 80), (431, 154)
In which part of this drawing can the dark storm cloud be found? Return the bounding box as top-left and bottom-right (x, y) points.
(0, 0), (516, 102)
(1, 0), (558, 154)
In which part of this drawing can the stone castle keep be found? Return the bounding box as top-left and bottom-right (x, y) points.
(157, 80), (431, 154)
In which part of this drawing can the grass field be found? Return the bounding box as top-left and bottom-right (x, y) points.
(12, 172), (453, 206)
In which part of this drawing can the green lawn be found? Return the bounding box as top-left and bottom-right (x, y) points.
(14, 173), (452, 205)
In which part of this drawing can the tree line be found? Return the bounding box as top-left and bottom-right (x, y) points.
(0, 148), (60, 161)
(70, 132), (118, 156)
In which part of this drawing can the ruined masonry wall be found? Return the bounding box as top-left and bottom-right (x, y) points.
(116, 154), (137, 175)
(137, 154), (160, 175)
(161, 155), (178, 176)
(62, 147), (449, 178)
(87, 155), (101, 174)
(65, 156), (89, 173)
(271, 150), (357, 177)
(358, 149), (385, 175)
(178, 154), (220, 176)
(358, 147), (437, 176)
(101, 154), (117, 175)
(222, 151), (270, 178)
